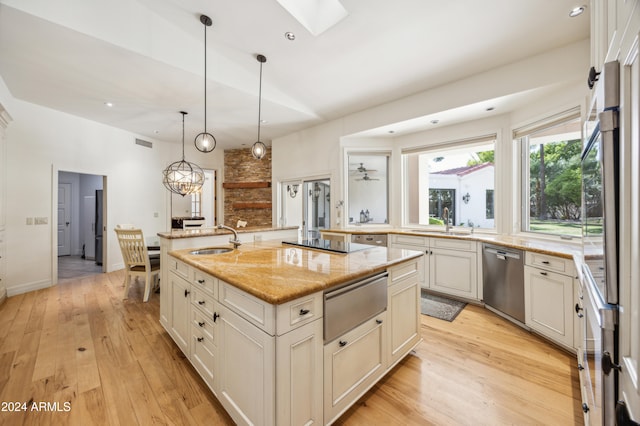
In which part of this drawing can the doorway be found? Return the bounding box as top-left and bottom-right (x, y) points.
(57, 171), (106, 280)
(281, 178), (331, 240)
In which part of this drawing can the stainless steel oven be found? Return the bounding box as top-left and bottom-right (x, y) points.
(579, 60), (620, 426)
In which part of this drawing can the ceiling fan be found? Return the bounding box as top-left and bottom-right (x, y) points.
(356, 173), (379, 181)
(349, 163), (377, 174)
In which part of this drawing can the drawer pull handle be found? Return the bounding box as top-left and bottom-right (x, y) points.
(540, 272), (548, 276)
(198, 279), (205, 284)
(376, 319), (383, 324)
(213, 312), (219, 322)
(197, 337), (204, 342)
(299, 308), (310, 316)
(198, 321), (205, 327)
(542, 261), (550, 265)
(184, 289), (190, 298)
(198, 300), (205, 305)
(575, 303), (584, 318)
(339, 340), (347, 347)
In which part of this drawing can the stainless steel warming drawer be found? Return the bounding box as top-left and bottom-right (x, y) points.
(323, 272), (388, 343)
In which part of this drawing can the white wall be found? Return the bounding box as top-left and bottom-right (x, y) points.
(0, 75), (224, 295)
(272, 40), (590, 235)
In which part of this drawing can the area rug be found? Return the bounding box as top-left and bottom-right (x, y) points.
(420, 291), (467, 322)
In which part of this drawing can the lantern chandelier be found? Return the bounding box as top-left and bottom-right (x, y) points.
(163, 111), (205, 196)
(194, 14), (217, 153)
(251, 54), (267, 160)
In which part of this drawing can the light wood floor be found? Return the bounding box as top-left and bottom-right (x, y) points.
(0, 270), (582, 425)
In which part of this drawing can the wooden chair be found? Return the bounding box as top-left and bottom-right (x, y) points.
(114, 227), (160, 302)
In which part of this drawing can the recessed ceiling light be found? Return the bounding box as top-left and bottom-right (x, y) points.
(285, 32), (295, 41)
(569, 5), (586, 17)
(388, 130), (395, 134)
(104, 102), (113, 107)
(430, 119), (439, 125)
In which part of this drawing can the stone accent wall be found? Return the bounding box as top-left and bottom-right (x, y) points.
(223, 147), (272, 227)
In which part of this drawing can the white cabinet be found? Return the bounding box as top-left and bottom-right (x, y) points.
(276, 319), (323, 426)
(429, 239), (478, 300)
(217, 304), (275, 426)
(169, 270), (191, 355)
(524, 252), (576, 350)
(323, 312), (387, 425)
(388, 259), (421, 367)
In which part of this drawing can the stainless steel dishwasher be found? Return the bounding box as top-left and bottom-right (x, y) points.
(482, 243), (525, 323)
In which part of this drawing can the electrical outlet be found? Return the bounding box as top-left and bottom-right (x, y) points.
(26, 217), (33, 225)
(35, 217), (48, 225)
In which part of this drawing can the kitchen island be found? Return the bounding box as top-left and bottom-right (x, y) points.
(160, 238), (423, 425)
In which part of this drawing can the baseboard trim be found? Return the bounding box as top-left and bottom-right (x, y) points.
(6, 279), (53, 297)
(0, 287), (6, 306)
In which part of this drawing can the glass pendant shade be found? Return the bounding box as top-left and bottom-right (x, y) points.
(163, 111), (205, 197)
(195, 14), (216, 153)
(251, 140), (266, 160)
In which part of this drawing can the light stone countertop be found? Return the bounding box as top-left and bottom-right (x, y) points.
(169, 239), (424, 305)
(326, 228), (583, 260)
(158, 226), (298, 240)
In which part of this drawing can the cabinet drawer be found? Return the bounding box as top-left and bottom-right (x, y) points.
(193, 269), (218, 298)
(169, 257), (190, 279)
(192, 308), (216, 344)
(220, 281), (275, 335)
(431, 237), (476, 252)
(388, 259), (419, 285)
(526, 252), (574, 276)
(275, 291), (322, 336)
(191, 323), (216, 390)
(191, 286), (216, 319)
(391, 234), (428, 247)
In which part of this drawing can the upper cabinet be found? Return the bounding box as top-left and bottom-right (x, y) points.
(591, 0), (639, 69)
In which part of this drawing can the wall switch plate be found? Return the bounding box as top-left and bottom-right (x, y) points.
(26, 217), (33, 225)
(35, 217), (48, 225)
(154, 212), (159, 218)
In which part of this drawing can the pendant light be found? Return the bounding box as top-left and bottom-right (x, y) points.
(251, 54), (267, 160)
(194, 14), (217, 153)
(163, 111), (205, 196)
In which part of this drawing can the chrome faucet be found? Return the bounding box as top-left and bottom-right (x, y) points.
(443, 207), (450, 233)
(218, 224), (242, 249)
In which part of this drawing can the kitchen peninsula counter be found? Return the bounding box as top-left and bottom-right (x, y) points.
(169, 239), (423, 304)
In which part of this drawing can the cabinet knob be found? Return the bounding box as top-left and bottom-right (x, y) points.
(198, 279), (205, 284)
(198, 321), (205, 327)
(198, 300), (205, 305)
(542, 261), (550, 265)
(376, 319), (383, 324)
(184, 289), (191, 297)
(575, 303), (584, 318)
(197, 337), (204, 342)
(339, 340), (347, 347)
(213, 312), (219, 322)
(582, 403), (590, 413)
(540, 272), (548, 276)
(299, 308), (310, 316)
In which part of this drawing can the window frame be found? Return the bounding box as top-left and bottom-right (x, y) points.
(344, 150), (391, 226)
(401, 134), (497, 231)
(515, 108), (582, 239)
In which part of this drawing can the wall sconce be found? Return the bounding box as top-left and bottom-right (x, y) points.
(313, 182), (321, 199)
(462, 192), (471, 204)
(287, 184), (299, 198)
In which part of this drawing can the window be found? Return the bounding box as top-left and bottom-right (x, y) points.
(486, 190), (494, 219)
(347, 153), (389, 224)
(402, 136), (496, 229)
(516, 111), (582, 237)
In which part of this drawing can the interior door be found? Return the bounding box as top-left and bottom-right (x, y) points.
(57, 183), (71, 256)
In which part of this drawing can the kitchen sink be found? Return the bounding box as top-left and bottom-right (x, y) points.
(189, 247), (233, 255)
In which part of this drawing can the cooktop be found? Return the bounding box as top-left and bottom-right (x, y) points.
(282, 239), (373, 254)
